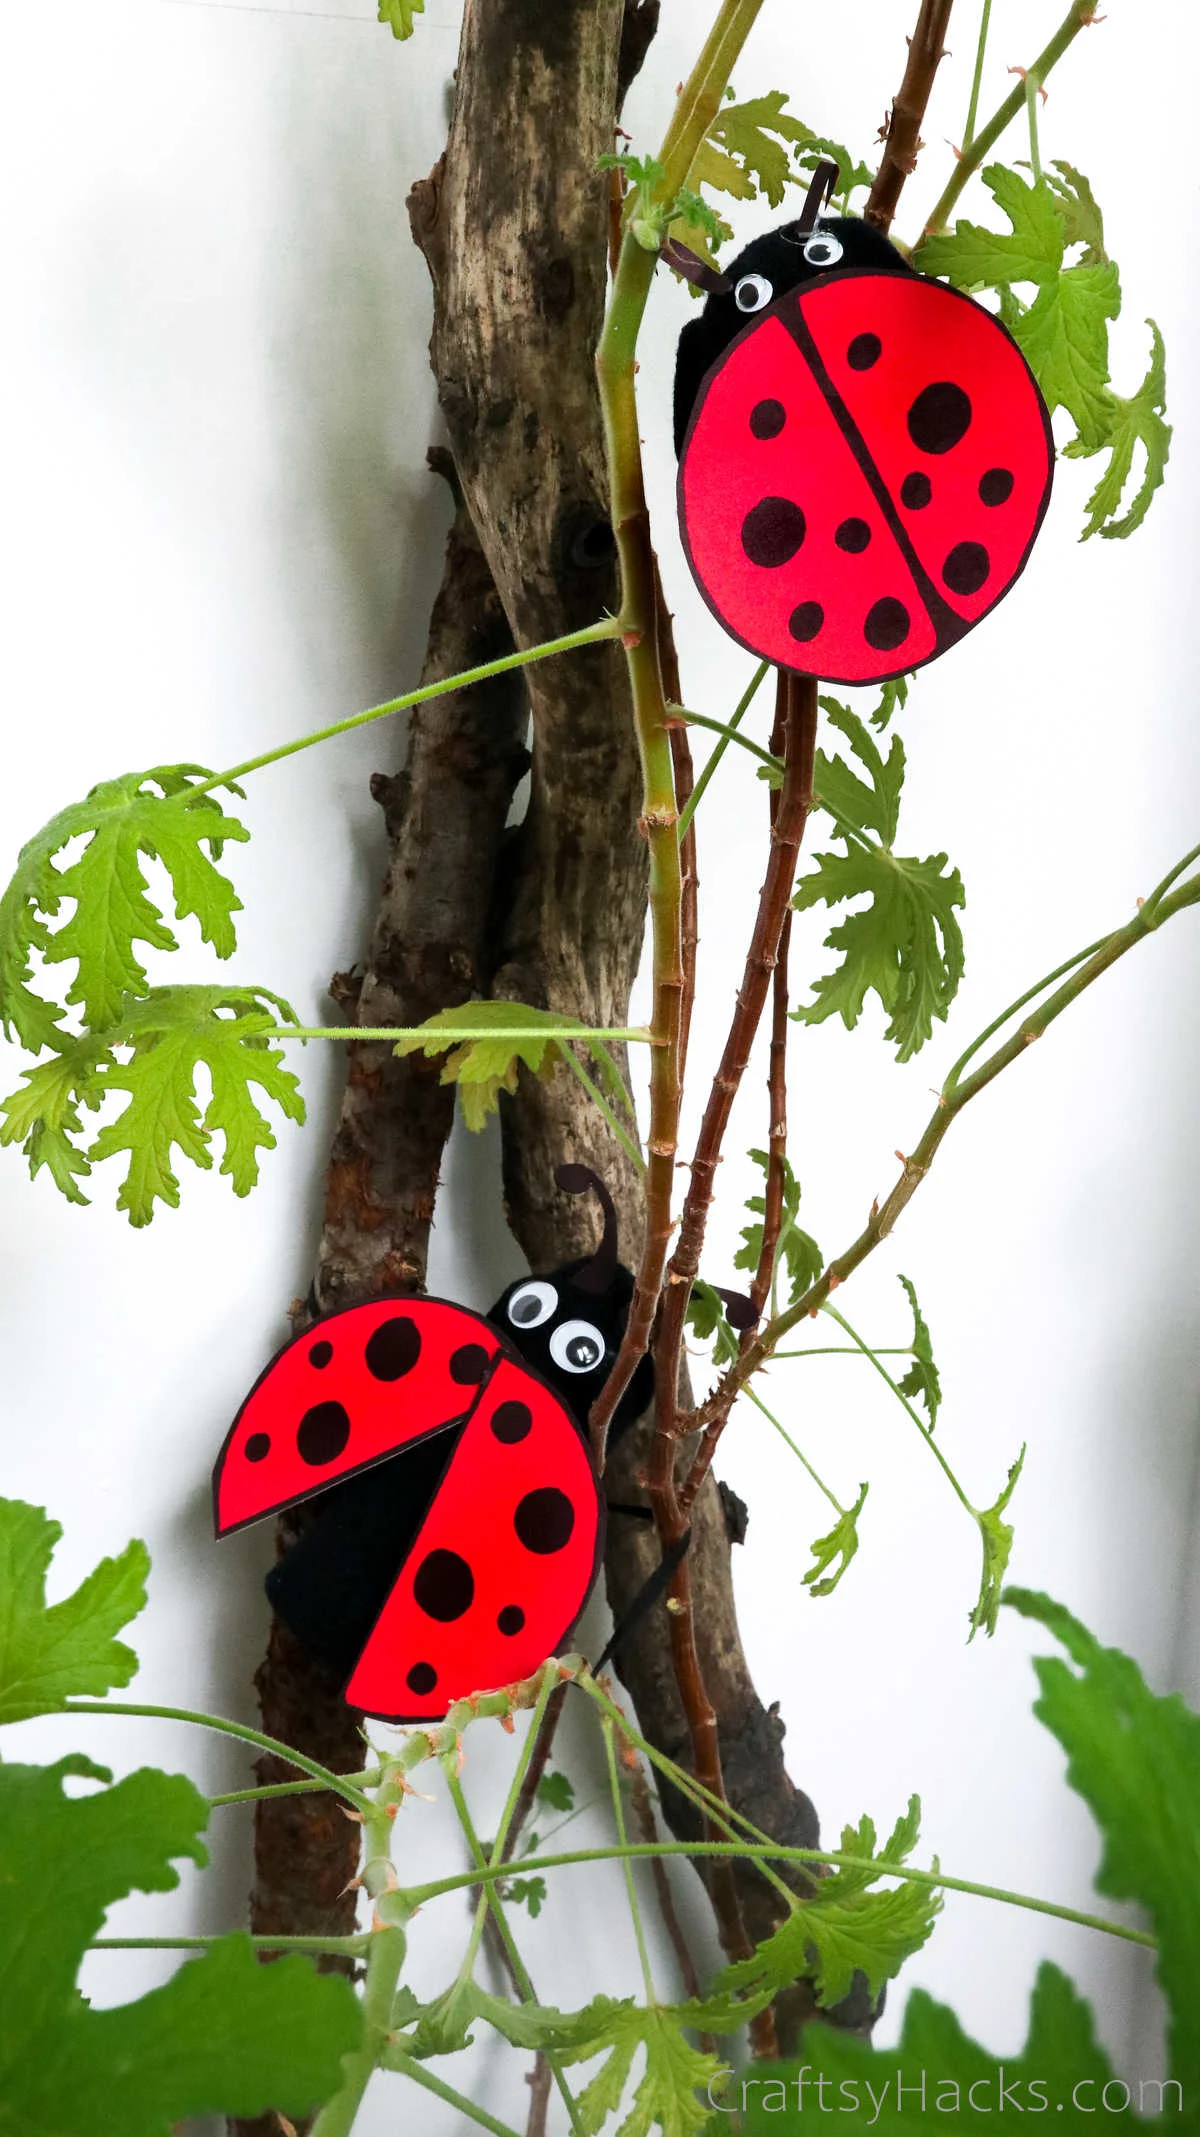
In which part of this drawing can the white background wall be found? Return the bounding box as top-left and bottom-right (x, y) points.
(2, 1), (1198, 2128)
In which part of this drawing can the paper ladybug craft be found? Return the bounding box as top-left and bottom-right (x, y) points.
(212, 1166), (659, 1723)
(673, 162), (1054, 685)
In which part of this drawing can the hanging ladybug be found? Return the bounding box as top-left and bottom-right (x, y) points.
(212, 1167), (654, 1723)
(673, 164), (1053, 686)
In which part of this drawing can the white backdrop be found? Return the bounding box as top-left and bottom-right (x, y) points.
(2, 1), (1198, 2129)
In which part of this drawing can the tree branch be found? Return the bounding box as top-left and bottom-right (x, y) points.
(865, 0), (957, 235)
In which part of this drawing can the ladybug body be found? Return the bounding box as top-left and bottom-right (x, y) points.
(675, 215), (1053, 686)
(213, 1169), (652, 1723)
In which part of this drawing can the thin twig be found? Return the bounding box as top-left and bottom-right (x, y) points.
(924, 0), (1103, 233)
(865, 0), (957, 234)
(628, 1756), (707, 2010)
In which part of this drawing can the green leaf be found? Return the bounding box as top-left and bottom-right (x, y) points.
(502, 1873), (548, 1919)
(536, 1769), (576, 1815)
(562, 1998), (723, 2137)
(80, 985), (305, 1225)
(733, 1147), (822, 1306)
(814, 699), (905, 847)
(377, 0), (424, 38)
(712, 1796), (939, 2012)
(803, 1481), (868, 1598)
(697, 91), (812, 210)
(736, 1964), (1132, 2131)
(0, 1757), (361, 2133)
(1044, 158), (1107, 266)
(1013, 260), (1120, 450)
(1004, 1588), (1200, 2094)
(0, 1039), (112, 1204)
(685, 1279), (741, 1368)
(394, 1001), (590, 1132)
(917, 163), (1064, 290)
(794, 135), (874, 211)
(0, 768), (249, 1042)
(0, 1500), (148, 1723)
(896, 1274), (941, 1429)
(1067, 319), (1171, 540)
(867, 675), (910, 733)
(970, 1446), (1025, 1640)
(794, 848), (965, 1062)
(408, 1978), (565, 2058)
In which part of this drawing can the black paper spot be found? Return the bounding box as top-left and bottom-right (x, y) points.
(788, 601), (824, 644)
(413, 1548), (475, 1623)
(406, 1661), (437, 1696)
(741, 496), (806, 568)
(906, 381), (971, 454)
(900, 471), (932, 510)
(308, 1340), (333, 1370)
(297, 1401), (351, 1466)
(514, 1487), (576, 1555)
(863, 598), (911, 652)
(364, 1316), (421, 1382)
(847, 332), (882, 371)
(979, 467), (1014, 506)
(749, 398), (786, 440)
(449, 1343), (489, 1385)
(498, 1604), (526, 1637)
(943, 541), (990, 595)
(492, 1400), (533, 1445)
(245, 1432), (271, 1463)
(835, 516), (872, 554)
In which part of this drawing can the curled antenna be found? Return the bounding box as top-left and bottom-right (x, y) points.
(555, 1163), (619, 1295)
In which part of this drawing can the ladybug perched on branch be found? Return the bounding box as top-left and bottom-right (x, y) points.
(673, 161), (1053, 686)
(213, 1166), (657, 1723)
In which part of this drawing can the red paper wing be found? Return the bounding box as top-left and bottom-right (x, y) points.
(678, 310), (937, 685)
(798, 271), (1053, 630)
(345, 1355), (602, 1722)
(213, 1298), (503, 1534)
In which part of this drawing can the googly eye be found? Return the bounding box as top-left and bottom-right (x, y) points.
(803, 232), (844, 268)
(734, 273), (774, 314)
(548, 1319), (607, 1376)
(506, 1280), (558, 1331)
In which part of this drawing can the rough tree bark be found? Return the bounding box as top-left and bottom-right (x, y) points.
(235, 6), (974, 2126)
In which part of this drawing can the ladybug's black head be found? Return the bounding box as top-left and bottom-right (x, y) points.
(489, 1165), (653, 1441)
(673, 214), (911, 456)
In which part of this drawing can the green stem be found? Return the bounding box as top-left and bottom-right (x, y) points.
(925, 0), (1102, 233)
(193, 618), (623, 796)
(676, 662), (769, 841)
(1024, 71), (1044, 184)
(556, 1044), (645, 1172)
(62, 1702), (373, 1813)
(388, 2055), (526, 2137)
(406, 1842), (1156, 1953)
(1144, 839), (1200, 914)
(943, 935), (1109, 1094)
(91, 1934), (371, 1956)
(744, 1382), (844, 1514)
(820, 1301), (976, 1518)
(962, 0), (993, 148)
(676, 708), (782, 777)
(602, 1716), (657, 2001)
(209, 1768), (385, 1809)
(311, 1797), (408, 2137)
(276, 1024), (654, 1046)
(772, 1345), (913, 1359)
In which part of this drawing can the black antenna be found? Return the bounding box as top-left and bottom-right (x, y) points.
(795, 156), (840, 233)
(555, 1163), (619, 1295)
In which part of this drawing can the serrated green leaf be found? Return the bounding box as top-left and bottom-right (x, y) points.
(737, 1965), (1131, 2131)
(795, 135), (874, 209)
(803, 1481), (868, 1598)
(408, 1978), (564, 2058)
(0, 1499), (148, 1722)
(1067, 319), (1171, 540)
(917, 163), (1064, 290)
(867, 675), (910, 733)
(734, 1147), (822, 1307)
(668, 188), (733, 264)
(503, 1874), (547, 1919)
(815, 700), (904, 846)
(713, 1797), (939, 2011)
(377, 0), (423, 38)
(896, 1274), (941, 1429)
(1013, 260), (1120, 450)
(698, 92), (810, 209)
(0, 1757), (361, 2132)
(395, 1001), (588, 1132)
(17, 769), (248, 1034)
(794, 848), (966, 1062)
(1004, 1588), (1200, 2094)
(969, 1447), (1024, 1640)
(0, 1038), (113, 1204)
(685, 1278), (741, 1368)
(83, 985), (304, 1225)
(536, 1769), (576, 1814)
(1044, 158), (1107, 266)
(561, 2000), (722, 2137)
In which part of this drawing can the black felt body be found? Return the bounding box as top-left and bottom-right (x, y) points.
(672, 214), (912, 456)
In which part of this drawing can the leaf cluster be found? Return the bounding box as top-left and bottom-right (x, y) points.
(795, 702), (965, 1059)
(916, 163), (1170, 540)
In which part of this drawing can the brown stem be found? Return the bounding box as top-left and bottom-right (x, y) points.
(525, 2055), (553, 2137)
(865, 0), (957, 235)
(751, 685), (793, 1322)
